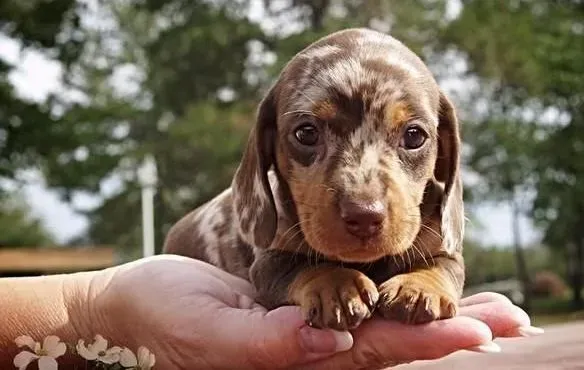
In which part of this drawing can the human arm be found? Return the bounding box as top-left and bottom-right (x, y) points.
(0, 271), (99, 368)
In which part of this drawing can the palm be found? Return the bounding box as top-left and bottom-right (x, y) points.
(99, 255), (536, 370)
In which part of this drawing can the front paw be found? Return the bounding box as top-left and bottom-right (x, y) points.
(377, 272), (458, 324)
(289, 267), (379, 331)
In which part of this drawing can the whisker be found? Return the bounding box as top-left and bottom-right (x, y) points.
(281, 110), (317, 117)
(280, 220), (304, 241)
(280, 223), (307, 251)
(398, 249), (406, 269)
(411, 242), (430, 268)
(391, 254), (399, 271)
(419, 224), (442, 240)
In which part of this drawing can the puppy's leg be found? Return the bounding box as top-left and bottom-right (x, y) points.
(376, 254), (464, 324)
(251, 250), (379, 331)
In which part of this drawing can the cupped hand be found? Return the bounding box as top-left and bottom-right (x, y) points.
(91, 255), (542, 369)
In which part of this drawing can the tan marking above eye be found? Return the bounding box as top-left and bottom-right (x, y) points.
(386, 101), (413, 129)
(313, 100), (337, 121)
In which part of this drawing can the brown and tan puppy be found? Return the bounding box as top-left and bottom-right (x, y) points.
(163, 28), (465, 331)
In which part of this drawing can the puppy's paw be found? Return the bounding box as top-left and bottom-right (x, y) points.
(377, 272), (457, 324)
(289, 267), (379, 331)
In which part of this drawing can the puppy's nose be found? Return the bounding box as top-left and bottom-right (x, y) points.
(339, 198), (385, 238)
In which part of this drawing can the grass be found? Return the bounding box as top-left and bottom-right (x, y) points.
(530, 295), (584, 326)
(532, 311), (584, 326)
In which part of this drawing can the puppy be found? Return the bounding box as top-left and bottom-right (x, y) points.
(163, 28), (465, 331)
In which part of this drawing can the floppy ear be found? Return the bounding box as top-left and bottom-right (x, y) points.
(434, 92), (465, 255)
(232, 87), (278, 249)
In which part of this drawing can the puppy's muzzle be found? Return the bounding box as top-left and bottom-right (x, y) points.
(339, 197), (386, 239)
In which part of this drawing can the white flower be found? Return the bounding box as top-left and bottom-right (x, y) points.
(76, 335), (122, 364)
(13, 335), (66, 370)
(119, 346), (156, 369)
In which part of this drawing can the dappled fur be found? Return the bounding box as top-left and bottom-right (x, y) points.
(163, 28), (465, 330)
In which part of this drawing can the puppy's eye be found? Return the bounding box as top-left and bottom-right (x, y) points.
(401, 126), (427, 149)
(294, 124), (319, 146)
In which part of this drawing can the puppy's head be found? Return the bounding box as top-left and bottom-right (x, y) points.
(233, 28), (463, 263)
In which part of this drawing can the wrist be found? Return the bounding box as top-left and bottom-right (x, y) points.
(66, 264), (143, 351)
(62, 269), (108, 341)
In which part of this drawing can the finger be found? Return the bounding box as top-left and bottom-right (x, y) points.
(460, 292), (512, 306)
(299, 315), (495, 370)
(458, 299), (544, 338)
(222, 305), (354, 369)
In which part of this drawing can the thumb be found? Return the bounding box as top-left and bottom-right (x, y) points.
(230, 305), (354, 369)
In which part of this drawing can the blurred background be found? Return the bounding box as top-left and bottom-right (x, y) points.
(0, 0), (582, 326)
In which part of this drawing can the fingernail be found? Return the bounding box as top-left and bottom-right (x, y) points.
(517, 326), (545, 337)
(466, 342), (501, 354)
(299, 326), (354, 353)
(332, 330), (354, 352)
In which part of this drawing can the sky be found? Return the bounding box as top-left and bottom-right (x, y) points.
(0, 1), (543, 247)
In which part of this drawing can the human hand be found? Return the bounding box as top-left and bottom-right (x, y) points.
(87, 255), (541, 369)
(297, 291), (541, 370)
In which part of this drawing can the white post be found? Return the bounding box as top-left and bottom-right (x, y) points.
(141, 185), (155, 257)
(137, 155), (158, 257)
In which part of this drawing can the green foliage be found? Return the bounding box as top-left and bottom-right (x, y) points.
(444, 0), (584, 101)
(79, 101), (252, 251)
(0, 0), (85, 183)
(0, 192), (54, 247)
(0, 0), (84, 65)
(463, 240), (561, 287)
(448, 0), (584, 305)
(28, 0), (457, 251)
(0, 0), (87, 246)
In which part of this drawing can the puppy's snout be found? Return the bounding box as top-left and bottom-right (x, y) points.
(339, 198), (385, 238)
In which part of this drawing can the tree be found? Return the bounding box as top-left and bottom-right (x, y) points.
(461, 102), (544, 312)
(0, 0), (85, 186)
(38, 0), (264, 251)
(37, 0), (456, 252)
(0, 0), (88, 246)
(445, 0), (584, 307)
(0, 192), (54, 247)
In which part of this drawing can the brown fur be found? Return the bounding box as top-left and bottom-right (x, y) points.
(313, 100), (338, 121)
(387, 101), (414, 129)
(163, 28), (465, 330)
(288, 266), (378, 329)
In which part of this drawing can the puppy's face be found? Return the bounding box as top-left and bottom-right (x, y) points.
(233, 28), (461, 263)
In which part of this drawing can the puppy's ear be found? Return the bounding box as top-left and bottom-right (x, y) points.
(232, 87), (278, 249)
(433, 92), (465, 254)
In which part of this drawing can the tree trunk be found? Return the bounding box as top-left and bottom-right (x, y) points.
(308, 0), (330, 31)
(572, 235), (584, 308)
(511, 193), (531, 313)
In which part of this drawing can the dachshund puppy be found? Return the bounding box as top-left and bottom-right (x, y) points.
(163, 28), (465, 331)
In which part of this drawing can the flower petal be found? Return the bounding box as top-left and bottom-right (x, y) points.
(49, 342), (66, 358)
(76, 340), (98, 361)
(107, 346), (123, 354)
(119, 347), (137, 367)
(43, 336), (65, 358)
(137, 346), (148, 363)
(91, 334), (108, 353)
(13, 351), (39, 370)
(38, 356), (58, 370)
(137, 347), (155, 368)
(43, 335), (61, 353)
(148, 353), (156, 367)
(99, 351), (121, 364)
(14, 336), (37, 351)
